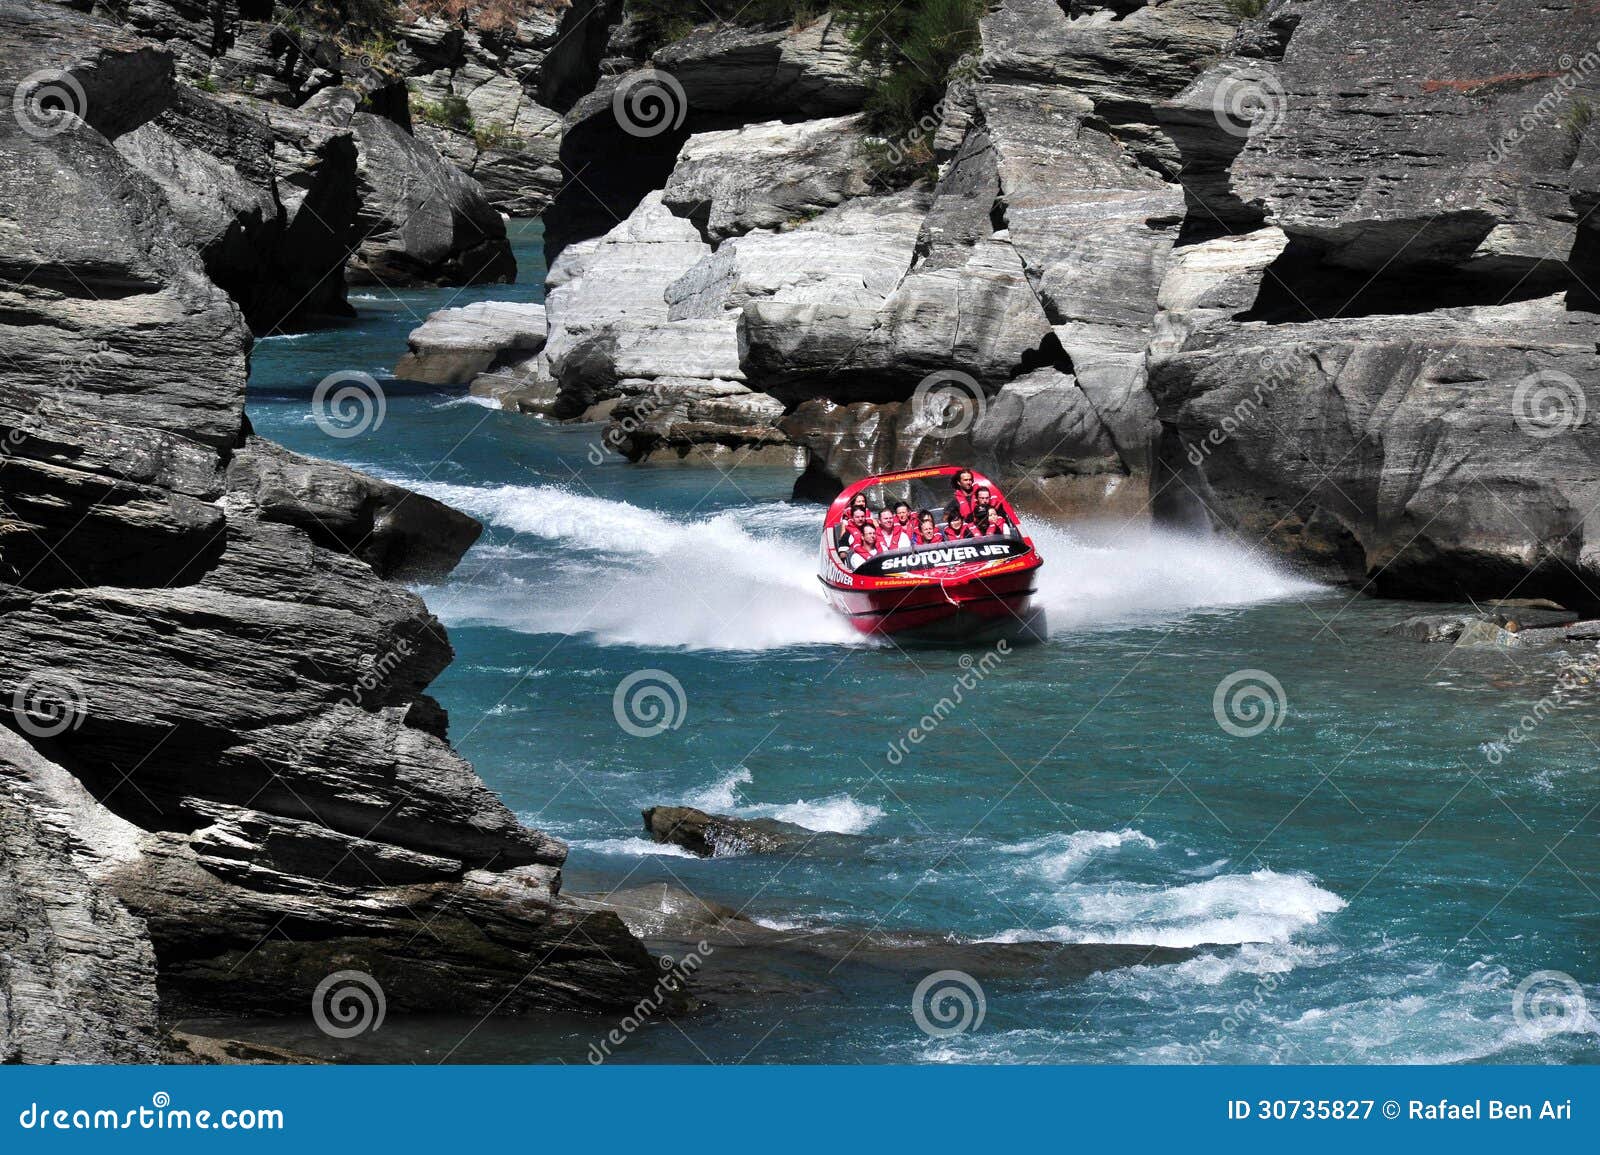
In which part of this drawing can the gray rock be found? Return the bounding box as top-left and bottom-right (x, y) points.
(651, 15), (874, 118)
(305, 87), (515, 287)
(396, 301), (549, 385)
(1, 730), (158, 1064)
(662, 114), (873, 241)
(1150, 294), (1600, 595)
(642, 805), (814, 857)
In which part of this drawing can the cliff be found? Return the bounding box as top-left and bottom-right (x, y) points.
(0, 0), (666, 1064)
(407, 0), (1600, 603)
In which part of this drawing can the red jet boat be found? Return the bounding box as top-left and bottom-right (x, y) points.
(817, 466), (1044, 641)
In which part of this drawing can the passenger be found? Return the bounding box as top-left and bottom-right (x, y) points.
(848, 493), (871, 520)
(879, 508), (913, 551)
(943, 508), (971, 540)
(983, 507), (1012, 538)
(946, 468), (1007, 522)
(916, 511), (941, 545)
(894, 501), (914, 531)
(850, 521), (881, 569)
(971, 485), (1001, 530)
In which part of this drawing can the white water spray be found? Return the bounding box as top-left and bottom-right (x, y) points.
(403, 481), (1317, 651)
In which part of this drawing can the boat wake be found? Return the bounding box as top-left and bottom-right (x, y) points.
(404, 480), (1316, 651)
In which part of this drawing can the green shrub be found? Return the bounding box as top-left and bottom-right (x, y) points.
(834, 0), (982, 159)
(412, 92), (476, 132)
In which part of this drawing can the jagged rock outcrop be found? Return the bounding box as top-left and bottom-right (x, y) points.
(1, 730), (158, 1064)
(2, 1), (666, 1062)
(306, 86), (515, 286)
(115, 84), (358, 332)
(544, 12), (873, 256)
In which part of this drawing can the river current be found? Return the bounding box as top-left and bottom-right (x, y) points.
(236, 221), (1600, 1064)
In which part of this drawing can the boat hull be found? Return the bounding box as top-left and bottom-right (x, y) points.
(821, 564), (1040, 640)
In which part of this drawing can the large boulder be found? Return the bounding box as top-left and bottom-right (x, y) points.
(305, 87), (515, 287)
(395, 300), (549, 385)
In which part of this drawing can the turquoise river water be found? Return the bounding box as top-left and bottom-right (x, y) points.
(235, 221), (1600, 1064)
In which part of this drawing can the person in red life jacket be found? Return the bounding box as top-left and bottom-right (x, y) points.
(945, 468), (977, 522)
(878, 508), (912, 551)
(834, 505), (868, 559)
(942, 508), (971, 540)
(945, 468), (1009, 523)
(850, 521), (881, 569)
(894, 500), (914, 532)
(915, 510), (942, 545)
(982, 507), (1012, 538)
(971, 485), (1003, 531)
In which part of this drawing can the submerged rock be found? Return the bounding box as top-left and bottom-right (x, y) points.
(642, 806), (814, 857)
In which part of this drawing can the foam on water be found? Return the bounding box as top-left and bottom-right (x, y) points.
(679, 767), (883, 835)
(995, 828), (1160, 880)
(404, 480), (1319, 652)
(570, 836), (700, 859)
(988, 868), (1346, 949)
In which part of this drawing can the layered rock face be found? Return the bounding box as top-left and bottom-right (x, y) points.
(1, 3), (663, 1063)
(415, 0), (1600, 599)
(30, 0), (516, 332)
